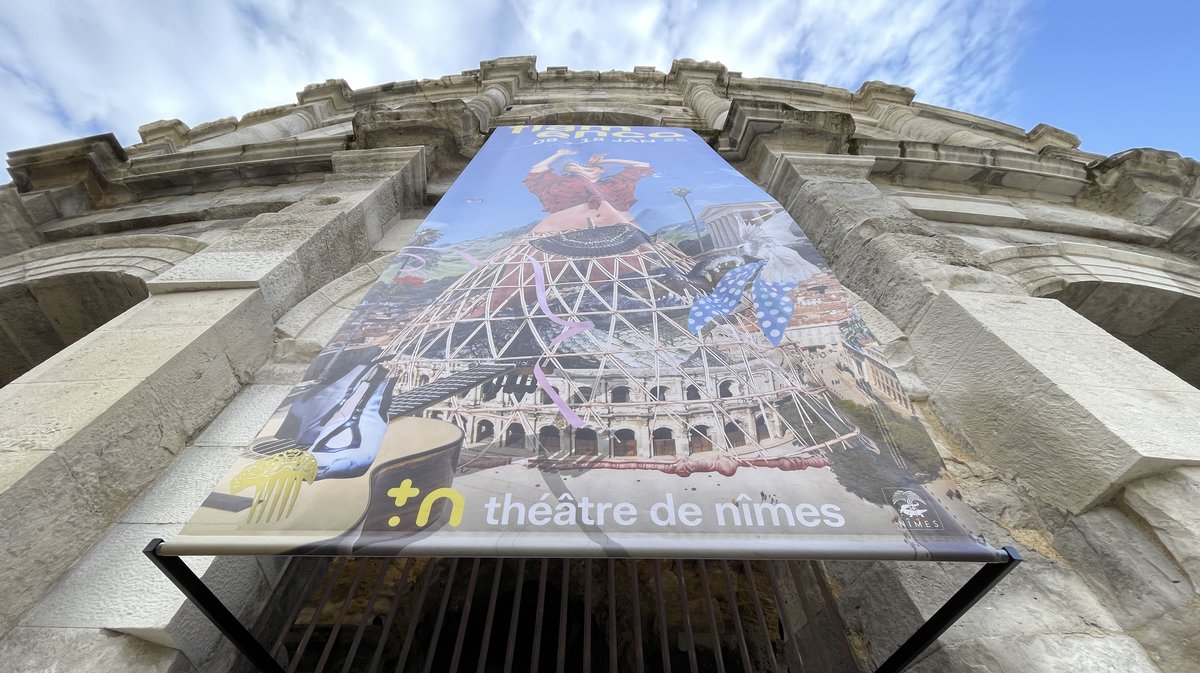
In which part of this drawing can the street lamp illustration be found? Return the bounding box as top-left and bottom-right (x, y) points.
(671, 186), (705, 252)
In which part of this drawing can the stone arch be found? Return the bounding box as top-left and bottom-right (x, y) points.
(538, 425), (561, 452)
(612, 428), (638, 456)
(0, 235), (202, 386)
(476, 419), (495, 442)
(755, 414), (771, 441)
(504, 423), (527, 449)
(574, 427), (599, 455)
(985, 242), (1200, 387)
(651, 427), (675, 456)
(724, 421), (747, 448)
(689, 425), (713, 452)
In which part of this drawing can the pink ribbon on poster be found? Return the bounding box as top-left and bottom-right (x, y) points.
(526, 255), (595, 428)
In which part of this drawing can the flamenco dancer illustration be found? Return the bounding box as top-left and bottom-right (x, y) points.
(367, 147), (874, 476)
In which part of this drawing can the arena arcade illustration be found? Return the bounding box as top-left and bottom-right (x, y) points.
(174, 126), (998, 562)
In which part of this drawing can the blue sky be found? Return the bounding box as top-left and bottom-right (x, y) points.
(0, 0), (1195, 167)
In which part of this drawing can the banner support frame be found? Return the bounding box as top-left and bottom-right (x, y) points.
(871, 545), (1023, 673)
(144, 538), (286, 673)
(146, 538), (1020, 673)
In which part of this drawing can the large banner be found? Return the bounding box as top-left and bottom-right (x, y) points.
(168, 126), (1000, 561)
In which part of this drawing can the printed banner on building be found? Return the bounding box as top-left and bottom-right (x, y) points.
(167, 126), (1001, 561)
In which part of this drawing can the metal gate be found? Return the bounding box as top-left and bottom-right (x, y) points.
(260, 557), (859, 673)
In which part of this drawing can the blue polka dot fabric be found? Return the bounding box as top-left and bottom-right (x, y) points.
(687, 261), (764, 336)
(751, 278), (796, 346)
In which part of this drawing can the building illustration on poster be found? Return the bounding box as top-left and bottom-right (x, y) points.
(171, 126), (996, 561)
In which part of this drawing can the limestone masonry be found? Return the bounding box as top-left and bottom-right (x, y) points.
(2, 56), (1199, 672)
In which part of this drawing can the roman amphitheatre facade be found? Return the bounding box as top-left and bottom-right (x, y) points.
(1, 56), (1199, 672)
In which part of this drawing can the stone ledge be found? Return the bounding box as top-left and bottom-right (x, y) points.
(910, 290), (1200, 512)
(147, 148), (424, 320)
(20, 523), (268, 667)
(0, 626), (192, 673)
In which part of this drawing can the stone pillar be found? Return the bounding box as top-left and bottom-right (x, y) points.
(816, 291), (1171, 673)
(686, 82), (731, 130)
(184, 105), (323, 151)
(0, 288), (274, 637)
(668, 59), (732, 130)
(909, 290), (1200, 513)
(747, 147), (1025, 331)
(467, 56), (537, 132)
(0, 186), (42, 254)
(466, 82), (512, 132)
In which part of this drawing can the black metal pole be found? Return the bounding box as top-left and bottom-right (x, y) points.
(144, 539), (286, 673)
(872, 546), (1022, 673)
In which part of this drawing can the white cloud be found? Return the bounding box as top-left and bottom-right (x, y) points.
(0, 0), (1026, 163)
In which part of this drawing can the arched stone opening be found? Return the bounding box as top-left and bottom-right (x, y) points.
(538, 425), (561, 452)
(724, 421), (746, 448)
(575, 428), (598, 455)
(0, 271), (149, 387)
(505, 424), (527, 449)
(689, 425), (713, 452)
(1047, 280), (1200, 389)
(652, 427), (675, 456)
(651, 385), (669, 401)
(755, 414), (771, 441)
(612, 428), (637, 456)
(985, 242), (1200, 389)
(610, 386), (631, 403)
(686, 384), (702, 400)
(476, 420), (495, 442)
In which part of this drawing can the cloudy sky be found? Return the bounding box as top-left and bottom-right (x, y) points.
(0, 0), (1196, 165)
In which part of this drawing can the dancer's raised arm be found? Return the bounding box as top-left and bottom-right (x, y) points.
(529, 148), (576, 173)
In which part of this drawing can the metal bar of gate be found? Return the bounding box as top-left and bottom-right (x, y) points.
(147, 540), (1020, 673)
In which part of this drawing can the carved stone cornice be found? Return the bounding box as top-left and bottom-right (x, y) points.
(6, 134), (129, 207)
(853, 138), (1090, 200)
(721, 99), (854, 163)
(352, 100), (483, 173)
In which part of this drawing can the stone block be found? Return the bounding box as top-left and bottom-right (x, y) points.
(908, 633), (1161, 673)
(911, 290), (1200, 512)
(1054, 507), (1193, 629)
(0, 289), (271, 636)
(830, 555), (1123, 668)
(146, 151), (420, 321)
(0, 626), (190, 673)
(374, 217), (424, 251)
(0, 185), (42, 254)
(0, 452), (109, 635)
(20, 523), (268, 669)
(193, 384), (290, 447)
(1123, 467), (1200, 583)
(120, 444), (244, 525)
(894, 193), (1029, 228)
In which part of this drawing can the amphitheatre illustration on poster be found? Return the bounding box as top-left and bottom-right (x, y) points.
(169, 126), (1000, 561)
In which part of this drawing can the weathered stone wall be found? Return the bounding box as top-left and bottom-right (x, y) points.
(2, 55), (1199, 672)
